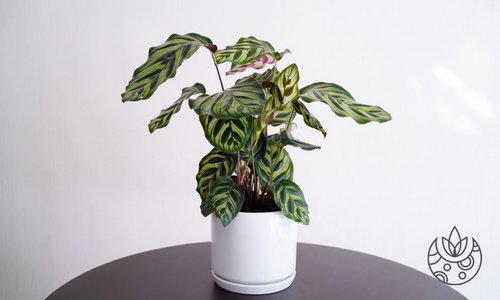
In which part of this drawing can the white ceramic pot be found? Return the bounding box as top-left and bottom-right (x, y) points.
(211, 211), (298, 295)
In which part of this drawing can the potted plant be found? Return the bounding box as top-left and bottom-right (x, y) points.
(121, 33), (391, 294)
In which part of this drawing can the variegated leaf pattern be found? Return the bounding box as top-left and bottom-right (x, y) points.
(270, 63), (300, 109)
(292, 99), (326, 137)
(199, 115), (252, 153)
(279, 130), (321, 151)
(200, 200), (214, 217)
(253, 98), (294, 140)
(122, 33), (212, 102)
(214, 36), (275, 66)
(299, 82), (392, 124)
(271, 180), (310, 225)
(189, 78), (266, 119)
(148, 83), (206, 133)
(269, 104), (296, 127)
(226, 53), (274, 76)
(239, 130), (267, 164)
(195, 149), (237, 202)
(226, 50), (291, 76)
(235, 67), (278, 87)
(253, 109), (277, 141)
(207, 176), (245, 227)
(255, 140), (293, 189)
(249, 67), (277, 85)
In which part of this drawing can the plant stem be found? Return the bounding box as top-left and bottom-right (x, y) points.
(211, 53), (225, 91)
(237, 151), (241, 184)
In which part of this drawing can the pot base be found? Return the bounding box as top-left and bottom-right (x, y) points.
(212, 270), (296, 295)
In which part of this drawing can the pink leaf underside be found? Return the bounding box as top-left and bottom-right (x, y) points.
(226, 53), (275, 76)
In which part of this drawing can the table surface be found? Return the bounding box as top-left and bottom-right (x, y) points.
(46, 242), (467, 300)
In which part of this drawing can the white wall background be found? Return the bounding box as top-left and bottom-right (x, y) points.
(1, 0), (498, 299)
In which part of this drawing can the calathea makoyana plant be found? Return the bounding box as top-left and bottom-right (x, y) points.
(122, 33), (391, 227)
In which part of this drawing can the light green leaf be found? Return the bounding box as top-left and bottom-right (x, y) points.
(271, 180), (310, 225)
(292, 99), (326, 137)
(148, 83), (206, 133)
(270, 63), (300, 109)
(122, 33), (212, 102)
(196, 149), (237, 203)
(252, 96), (292, 141)
(214, 36), (275, 65)
(200, 115), (252, 153)
(239, 67), (277, 86)
(299, 82), (392, 124)
(189, 78), (266, 119)
(269, 104), (296, 127)
(253, 109), (277, 141)
(255, 139), (294, 189)
(207, 176), (245, 227)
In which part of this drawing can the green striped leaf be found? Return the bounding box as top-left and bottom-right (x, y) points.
(292, 99), (326, 137)
(253, 109), (277, 141)
(269, 104), (296, 127)
(241, 67), (277, 85)
(195, 149), (237, 202)
(253, 98), (293, 140)
(270, 63), (300, 108)
(299, 82), (392, 124)
(279, 130), (321, 151)
(255, 139), (294, 189)
(148, 83), (206, 133)
(199, 115), (252, 153)
(200, 200), (214, 217)
(271, 180), (310, 225)
(122, 33), (212, 102)
(189, 78), (266, 119)
(240, 130), (267, 164)
(214, 36), (275, 65)
(207, 176), (245, 227)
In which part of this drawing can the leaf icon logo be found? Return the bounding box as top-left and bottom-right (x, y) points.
(442, 227), (468, 257)
(427, 227), (482, 285)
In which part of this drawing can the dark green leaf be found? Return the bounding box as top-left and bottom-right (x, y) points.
(240, 130), (267, 164)
(200, 200), (214, 217)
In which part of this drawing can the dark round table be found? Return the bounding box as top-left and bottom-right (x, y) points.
(45, 242), (467, 300)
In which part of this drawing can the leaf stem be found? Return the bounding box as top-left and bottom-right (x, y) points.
(211, 53), (225, 91)
(237, 151), (241, 184)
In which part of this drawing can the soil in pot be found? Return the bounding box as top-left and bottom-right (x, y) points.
(241, 192), (281, 212)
